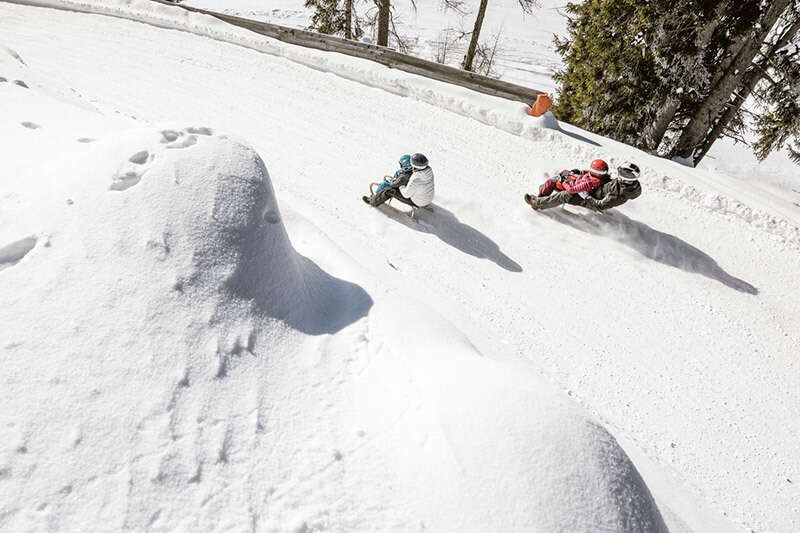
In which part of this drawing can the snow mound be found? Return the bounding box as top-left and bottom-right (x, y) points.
(118, 133), (311, 324)
(375, 302), (669, 531)
(0, 126), (375, 530)
(72, 129), (373, 335)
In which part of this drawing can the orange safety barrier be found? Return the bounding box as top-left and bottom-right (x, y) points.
(527, 93), (553, 117)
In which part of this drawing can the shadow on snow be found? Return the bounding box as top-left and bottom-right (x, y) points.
(553, 124), (602, 148)
(543, 209), (758, 295)
(378, 203), (523, 273)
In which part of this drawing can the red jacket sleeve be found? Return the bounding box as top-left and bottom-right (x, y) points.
(539, 178), (557, 196)
(562, 172), (601, 194)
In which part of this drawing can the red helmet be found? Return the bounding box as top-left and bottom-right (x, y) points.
(589, 159), (609, 176)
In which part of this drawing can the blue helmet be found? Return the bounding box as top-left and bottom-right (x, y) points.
(398, 154), (412, 172)
(411, 153), (429, 169)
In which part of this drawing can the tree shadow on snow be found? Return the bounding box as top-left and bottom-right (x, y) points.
(553, 124), (602, 147)
(543, 209), (758, 295)
(533, 113), (601, 147)
(378, 203), (523, 273)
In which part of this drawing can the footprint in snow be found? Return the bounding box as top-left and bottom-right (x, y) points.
(76, 138), (95, 143)
(166, 135), (197, 149)
(128, 150), (151, 165)
(0, 236), (37, 269)
(185, 126), (213, 136)
(111, 150), (156, 191)
(21, 121), (40, 129)
(13, 80), (28, 88)
(160, 130), (180, 143)
(110, 127), (214, 192)
(110, 170), (143, 192)
(0, 77), (7, 83)
(161, 127), (212, 148)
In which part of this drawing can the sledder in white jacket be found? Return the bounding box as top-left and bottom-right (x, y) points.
(399, 154), (434, 207)
(362, 153), (434, 209)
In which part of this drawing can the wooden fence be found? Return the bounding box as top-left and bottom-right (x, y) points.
(156, 0), (544, 104)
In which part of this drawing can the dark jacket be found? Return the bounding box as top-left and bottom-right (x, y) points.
(389, 169), (413, 187)
(585, 179), (642, 211)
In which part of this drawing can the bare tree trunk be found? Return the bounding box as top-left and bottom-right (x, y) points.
(463, 0), (489, 71)
(344, 0), (353, 39)
(693, 15), (800, 164)
(648, 96), (680, 152)
(376, 0), (390, 46)
(671, 0), (790, 164)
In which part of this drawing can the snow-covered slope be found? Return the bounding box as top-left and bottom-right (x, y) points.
(1, 1), (799, 531)
(0, 64), (669, 532)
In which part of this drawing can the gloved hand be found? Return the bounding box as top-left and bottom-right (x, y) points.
(558, 169), (581, 183)
(555, 180), (566, 191)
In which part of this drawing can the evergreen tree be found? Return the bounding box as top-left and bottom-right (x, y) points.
(555, 0), (800, 166)
(669, 0), (791, 163)
(645, 1), (734, 151)
(306, 0), (362, 39)
(553, 0), (658, 147)
(753, 27), (800, 162)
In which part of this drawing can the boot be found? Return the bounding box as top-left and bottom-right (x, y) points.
(524, 193), (540, 209)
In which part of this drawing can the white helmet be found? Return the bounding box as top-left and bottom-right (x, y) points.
(618, 162), (640, 183)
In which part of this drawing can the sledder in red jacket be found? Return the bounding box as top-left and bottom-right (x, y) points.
(537, 169), (604, 196)
(525, 159), (610, 211)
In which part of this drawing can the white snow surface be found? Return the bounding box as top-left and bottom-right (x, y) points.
(1, 1), (799, 532)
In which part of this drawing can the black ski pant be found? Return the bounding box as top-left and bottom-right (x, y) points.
(369, 184), (417, 208)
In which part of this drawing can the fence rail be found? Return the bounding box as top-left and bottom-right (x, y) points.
(156, 0), (544, 104)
